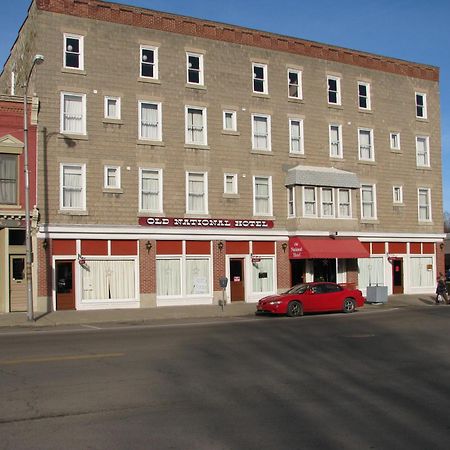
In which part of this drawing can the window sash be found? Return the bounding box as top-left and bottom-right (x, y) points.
(62, 93), (85, 134)
(187, 53), (203, 84)
(288, 70), (301, 98)
(321, 188), (334, 217)
(223, 110), (236, 131)
(390, 132), (400, 150)
(416, 137), (429, 166)
(253, 64), (267, 93)
(252, 115), (270, 150)
(359, 129), (373, 160)
(141, 169), (161, 212)
(418, 189), (431, 221)
(329, 125), (341, 157)
(62, 165), (84, 209)
(304, 187), (317, 216)
(288, 187), (295, 217)
(338, 189), (351, 217)
(361, 185), (375, 219)
(186, 108), (206, 145)
(254, 177), (271, 215)
(141, 47), (157, 78)
(224, 174), (237, 194)
(187, 172), (207, 213)
(358, 83), (370, 109)
(289, 119), (303, 154)
(104, 166), (120, 189)
(140, 102), (161, 140)
(64, 34), (83, 69)
(416, 93), (427, 118)
(0, 154), (17, 204)
(327, 77), (340, 104)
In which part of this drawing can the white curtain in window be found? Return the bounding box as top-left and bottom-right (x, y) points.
(419, 189), (430, 221)
(188, 109), (204, 144)
(253, 116), (268, 149)
(361, 186), (374, 218)
(141, 103), (159, 139)
(109, 260), (135, 299)
(290, 121), (301, 153)
(252, 258), (274, 293)
(157, 258), (182, 296)
(107, 99), (117, 118)
(63, 166), (82, 208)
(416, 138), (428, 166)
(410, 257), (434, 288)
(322, 188), (333, 216)
(224, 112), (233, 130)
(255, 177), (269, 214)
(304, 187), (316, 215)
(141, 170), (160, 211)
(359, 130), (371, 159)
(188, 173), (205, 212)
(339, 189), (350, 217)
(358, 257), (384, 288)
(63, 95), (83, 133)
(0, 155), (17, 204)
(330, 126), (340, 156)
(186, 258), (210, 295)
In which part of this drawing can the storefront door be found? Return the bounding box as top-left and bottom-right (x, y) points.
(392, 258), (404, 294)
(56, 260), (75, 310)
(230, 258), (245, 302)
(291, 260), (305, 286)
(9, 255), (26, 312)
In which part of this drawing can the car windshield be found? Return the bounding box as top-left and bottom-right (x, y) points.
(284, 284), (309, 294)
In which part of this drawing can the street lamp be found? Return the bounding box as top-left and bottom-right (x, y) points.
(24, 54), (44, 321)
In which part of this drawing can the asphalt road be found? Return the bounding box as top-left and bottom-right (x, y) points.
(1, 306), (450, 450)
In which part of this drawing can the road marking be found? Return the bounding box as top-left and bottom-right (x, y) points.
(0, 352), (124, 366)
(81, 324), (102, 329)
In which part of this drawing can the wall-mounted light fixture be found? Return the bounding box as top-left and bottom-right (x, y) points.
(440, 242), (444, 250)
(42, 239), (48, 250)
(217, 241), (224, 252)
(281, 242), (288, 253)
(146, 240), (152, 253)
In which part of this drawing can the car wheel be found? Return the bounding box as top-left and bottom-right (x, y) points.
(287, 301), (303, 317)
(343, 298), (356, 313)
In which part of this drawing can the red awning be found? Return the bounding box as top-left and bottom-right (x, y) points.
(289, 237), (370, 259)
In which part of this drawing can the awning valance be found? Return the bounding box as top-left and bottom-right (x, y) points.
(289, 237), (370, 259)
(285, 165), (360, 188)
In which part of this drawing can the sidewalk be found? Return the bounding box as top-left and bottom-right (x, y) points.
(0, 293), (438, 330)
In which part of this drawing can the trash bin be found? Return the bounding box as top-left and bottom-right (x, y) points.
(366, 285), (388, 303)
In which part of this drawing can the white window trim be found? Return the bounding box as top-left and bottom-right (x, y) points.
(416, 135), (430, 167)
(302, 186), (317, 218)
(224, 173), (238, 194)
(252, 63), (268, 94)
(329, 124), (343, 158)
(251, 113), (272, 151)
(418, 187), (432, 222)
(390, 132), (401, 150)
(138, 101), (162, 141)
(393, 185), (403, 204)
(287, 186), (296, 218)
(357, 81), (371, 110)
(327, 75), (341, 105)
(140, 45), (158, 79)
(139, 167), (163, 213)
(63, 33), (84, 70)
(186, 52), (204, 85)
(185, 106), (208, 146)
(358, 128), (375, 161)
(186, 171), (209, 214)
(287, 68), (303, 99)
(253, 175), (273, 217)
(288, 118), (304, 155)
(60, 92), (87, 135)
(10, 71), (15, 96)
(222, 110), (237, 131)
(104, 96), (121, 120)
(360, 184), (377, 220)
(104, 165), (121, 189)
(337, 188), (352, 218)
(320, 187), (335, 218)
(415, 92), (427, 119)
(60, 163), (86, 211)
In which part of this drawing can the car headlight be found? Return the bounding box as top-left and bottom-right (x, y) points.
(269, 300), (283, 305)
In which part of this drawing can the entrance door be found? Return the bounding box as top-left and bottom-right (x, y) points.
(290, 260), (305, 286)
(56, 260), (75, 310)
(230, 258), (245, 302)
(392, 258), (404, 294)
(9, 255), (27, 312)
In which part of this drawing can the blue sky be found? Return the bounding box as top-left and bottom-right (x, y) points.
(1, 0), (449, 212)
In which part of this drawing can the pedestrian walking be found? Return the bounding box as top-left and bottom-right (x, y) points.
(436, 273), (449, 304)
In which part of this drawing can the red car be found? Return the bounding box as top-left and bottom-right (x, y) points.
(256, 282), (365, 317)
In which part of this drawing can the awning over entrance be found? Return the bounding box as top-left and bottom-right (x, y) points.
(289, 237), (370, 259)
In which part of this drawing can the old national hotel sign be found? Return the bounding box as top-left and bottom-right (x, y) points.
(139, 217), (274, 229)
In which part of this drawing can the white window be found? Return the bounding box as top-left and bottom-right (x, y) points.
(64, 33), (84, 70)
(157, 258), (182, 297)
(288, 119), (304, 155)
(288, 69), (302, 99)
(186, 52), (204, 85)
(390, 132), (401, 150)
(358, 257), (384, 290)
(224, 173), (238, 194)
(252, 63), (268, 94)
(321, 188), (334, 217)
(187, 172), (208, 214)
(252, 114), (271, 151)
(140, 168), (163, 213)
(287, 186), (295, 218)
(223, 110), (237, 131)
(416, 136), (430, 167)
(338, 189), (351, 218)
(104, 165), (121, 189)
(415, 92), (427, 119)
(252, 257), (274, 294)
(361, 184), (377, 220)
(104, 96), (121, 120)
(0, 154), (18, 205)
(329, 124), (343, 158)
(60, 92), (86, 135)
(253, 176), (272, 216)
(139, 101), (162, 141)
(410, 257), (434, 288)
(393, 186), (403, 204)
(418, 188), (432, 222)
(60, 163), (86, 210)
(358, 82), (371, 110)
(140, 46), (158, 79)
(185, 106), (207, 145)
(327, 76), (341, 105)
(303, 187), (317, 217)
(358, 128), (374, 161)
